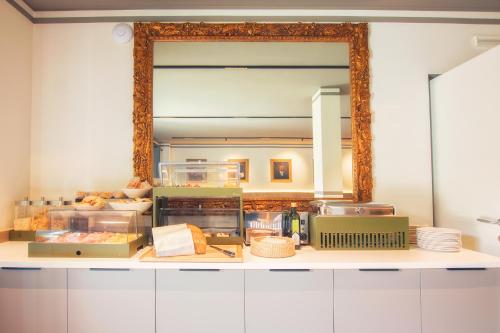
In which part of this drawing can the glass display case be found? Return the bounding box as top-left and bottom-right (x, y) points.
(159, 162), (240, 188)
(153, 187), (244, 244)
(28, 209), (145, 258)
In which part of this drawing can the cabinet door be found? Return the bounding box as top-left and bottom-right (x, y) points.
(334, 269), (421, 333)
(0, 267), (67, 333)
(68, 268), (155, 333)
(245, 269), (333, 333)
(421, 268), (500, 333)
(156, 269), (244, 333)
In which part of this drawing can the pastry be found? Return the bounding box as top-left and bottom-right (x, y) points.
(187, 224), (207, 254)
(99, 192), (113, 199)
(77, 195), (106, 209)
(113, 191), (126, 199)
(127, 177), (142, 189)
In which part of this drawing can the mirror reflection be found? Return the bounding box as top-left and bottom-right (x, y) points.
(153, 42), (352, 198)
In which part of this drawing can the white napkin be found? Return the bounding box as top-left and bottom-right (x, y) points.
(152, 224), (195, 257)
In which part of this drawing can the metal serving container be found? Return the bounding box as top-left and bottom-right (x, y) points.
(310, 201), (395, 216)
(308, 202), (408, 250)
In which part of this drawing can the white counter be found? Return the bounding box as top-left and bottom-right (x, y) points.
(0, 241), (498, 270)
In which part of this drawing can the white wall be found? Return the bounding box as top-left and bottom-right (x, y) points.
(0, 1), (32, 229)
(29, 22), (500, 227)
(31, 23), (133, 199)
(370, 23), (500, 225)
(431, 45), (500, 256)
(167, 146), (353, 192)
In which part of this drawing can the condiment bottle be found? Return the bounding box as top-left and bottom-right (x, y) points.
(290, 203), (301, 250)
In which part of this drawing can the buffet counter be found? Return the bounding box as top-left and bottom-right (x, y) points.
(0, 241), (498, 269)
(1, 241), (499, 333)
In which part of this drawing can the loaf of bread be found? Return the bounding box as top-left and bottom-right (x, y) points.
(187, 224), (207, 254)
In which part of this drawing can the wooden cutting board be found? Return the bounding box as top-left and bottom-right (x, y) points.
(140, 244), (243, 263)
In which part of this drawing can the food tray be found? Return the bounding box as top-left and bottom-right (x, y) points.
(28, 235), (145, 258)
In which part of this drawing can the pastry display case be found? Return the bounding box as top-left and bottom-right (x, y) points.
(158, 162), (240, 188)
(28, 209), (145, 258)
(153, 187), (243, 245)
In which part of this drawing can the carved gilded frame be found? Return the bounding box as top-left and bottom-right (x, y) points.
(133, 22), (372, 202)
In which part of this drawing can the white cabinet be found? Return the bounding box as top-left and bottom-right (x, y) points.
(0, 267), (67, 333)
(245, 269), (334, 333)
(68, 268), (155, 333)
(156, 269), (244, 333)
(421, 268), (500, 333)
(334, 269), (421, 333)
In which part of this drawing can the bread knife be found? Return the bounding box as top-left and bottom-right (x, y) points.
(209, 245), (236, 257)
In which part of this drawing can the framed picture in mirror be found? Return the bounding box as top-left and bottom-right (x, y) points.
(271, 159), (292, 183)
(228, 159), (249, 183)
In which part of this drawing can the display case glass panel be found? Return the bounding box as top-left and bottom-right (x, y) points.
(159, 162), (240, 188)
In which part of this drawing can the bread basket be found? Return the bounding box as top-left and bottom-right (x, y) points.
(250, 236), (295, 258)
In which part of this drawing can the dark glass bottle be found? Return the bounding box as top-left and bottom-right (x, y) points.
(290, 203), (301, 250)
(282, 211), (290, 237)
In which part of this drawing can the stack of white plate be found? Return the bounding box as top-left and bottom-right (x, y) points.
(409, 225), (431, 246)
(416, 227), (462, 252)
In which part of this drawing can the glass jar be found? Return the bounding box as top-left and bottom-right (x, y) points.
(13, 197), (32, 231)
(47, 197), (73, 230)
(31, 197), (50, 231)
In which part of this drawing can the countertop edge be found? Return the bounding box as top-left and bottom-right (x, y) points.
(0, 242), (499, 270)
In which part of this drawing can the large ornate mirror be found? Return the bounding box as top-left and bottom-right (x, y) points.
(133, 23), (372, 205)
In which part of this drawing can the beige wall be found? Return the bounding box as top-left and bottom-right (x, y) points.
(0, 1), (32, 229)
(29, 22), (500, 227)
(31, 23), (133, 199)
(431, 45), (500, 256)
(167, 146), (353, 193)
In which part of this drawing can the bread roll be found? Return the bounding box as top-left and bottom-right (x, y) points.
(187, 224), (207, 254)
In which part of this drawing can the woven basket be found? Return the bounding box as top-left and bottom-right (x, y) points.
(250, 236), (295, 258)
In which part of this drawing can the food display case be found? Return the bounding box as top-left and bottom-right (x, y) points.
(153, 187), (243, 245)
(158, 162), (240, 188)
(28, 209), (145, 258)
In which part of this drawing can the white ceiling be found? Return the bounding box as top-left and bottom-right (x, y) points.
(22, 0), (500, 12)
(153, 118), (352, 143)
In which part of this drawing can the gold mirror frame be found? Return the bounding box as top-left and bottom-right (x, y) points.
(133, 22), (372, 202)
